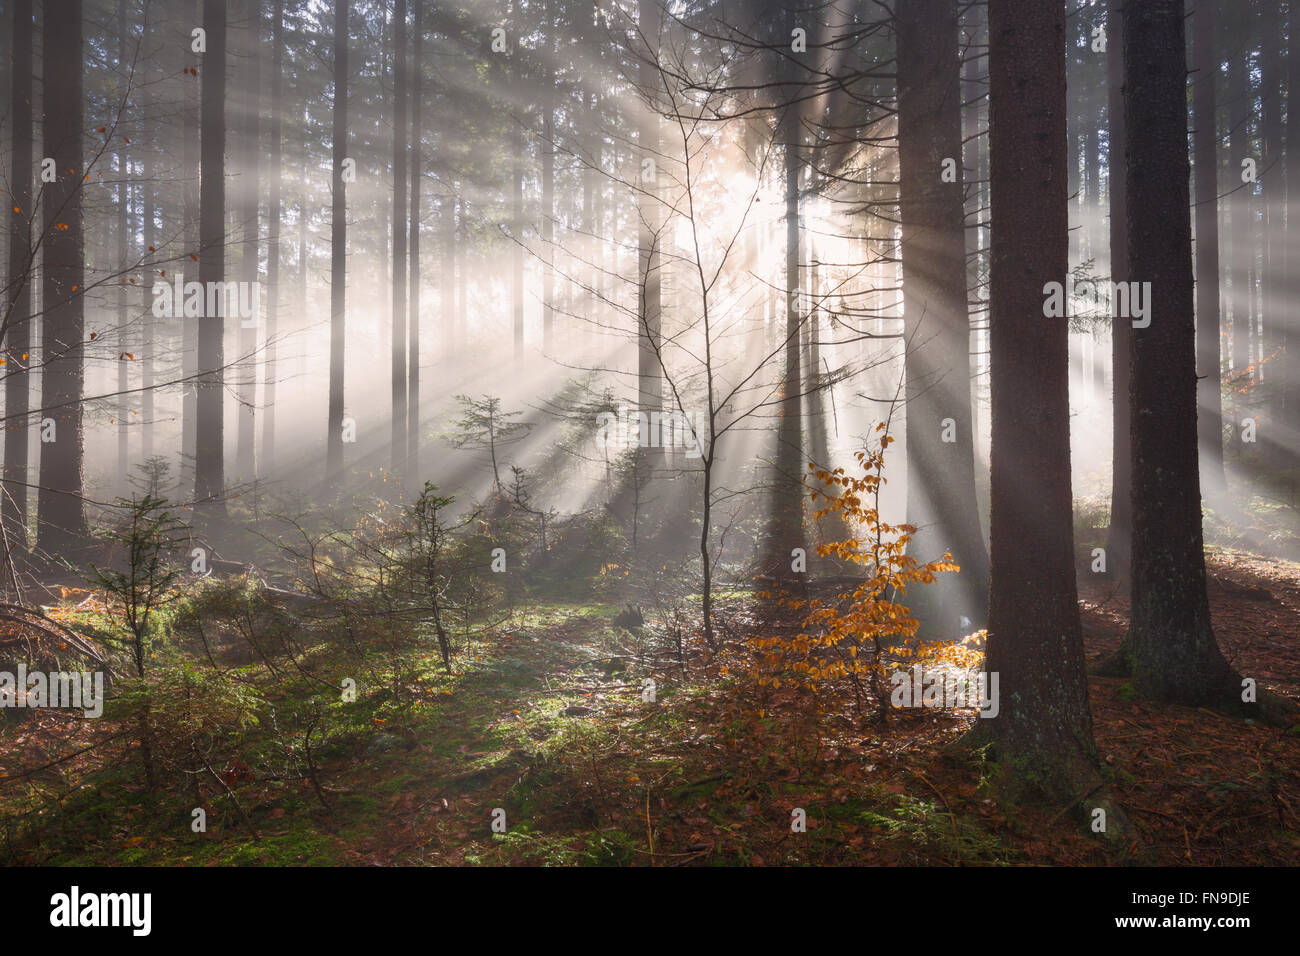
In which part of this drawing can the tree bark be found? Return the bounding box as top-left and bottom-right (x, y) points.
(37, 0), (90, 553)
(980, 0), (1105, 805)
(3, 0), (33, 554)
(766, 64), (804, 580)
(1118, 0), (1280, 721)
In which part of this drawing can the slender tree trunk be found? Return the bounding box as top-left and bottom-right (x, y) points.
(766, 77), (804, 578)
(1105, 0), (1132, 579)
(326, 0), (348, 482)
(181, 0), (200, 480)
(142, 158), (156, 464)
(456, 198), (466, 349)
(263, 0), (283, 476)
(36, 0), (89, 553)
(1285, 0), (1300, 475)
(1258, 0), (1282, 401)
(443, 195), (455, 353)
(541, 6), (555, 353)
(1227, 44), (1251, 385)
(117, 0), (130, 493)
(3, 0), (33, 554)
(1193, 0), (1225, 496)
(897, 0), (990, 631)
(511, 130), (524, 359)
(1084, 122), (1100, 260)
(637, 0), (662, 440)
(980, 0), (1106, 806)
(391, 0), (408, 474)
(407, 0), (422, 483)
(235, 1), (260, 483)
(195, 0), (227, 514)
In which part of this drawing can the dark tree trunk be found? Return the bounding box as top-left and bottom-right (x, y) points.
(37, 0), (89, 553)
(897, 0), (989, 632)
(980, 0), (1104, 804)
(117, 0), (130, 493)
(142, 131), (156, 464)
(408, 0), (422, 483)
(181, 0), (200, 480)
(391, 0), (408, 474)
(195, 0), (227, 514)
(637, 0), (662, 431)
(1226, 42), (1251, 385)
(3, 0), (33, 554)
(443, 196), (455, 353)
(1105, 0), (1132, 580)
(540, 1), (555, 353)
(1285, 0), (1300, 472)
(1192, 0), (1225, 495)
(511, 131), (523, 359)
(235, 1), (260, 483)
(263, 0), (283, 476)
(1118, 0), (1282, 723)
(766, 82), (804, 580)
(326, 0), (348, 482)
(1258, 0), (1282, 404)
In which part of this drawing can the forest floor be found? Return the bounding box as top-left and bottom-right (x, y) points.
(1, 550), (1297, 866)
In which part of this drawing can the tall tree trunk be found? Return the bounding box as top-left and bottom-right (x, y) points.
(407, 0), (422, 483)
(1226, 41), (1251, 385)
(1105, 0), (1132, 580)
(1258, 0), (1282, 401)
(637, 0), (662, 439)
(3, 0), (33, 555)
(37, 0), (89, 553)
(195, 0), (227, 514)
(443, 195), (455, 353)
(326, 0), (348, 483)
(117, 0), (130, 493)
(456, 197), (466, 349)
(263, 0), (283, 476)
(1285, 0), (1300, 475)
(541, 4), (555, 353)
(181, 0), (200, 480)
(1193, 0), (1225, 495)
(235, 1), (260, 483)
(142, 153), (156, 464)
(766, 72), (804, 579)
(1118, 0), (1279, 722)
(391, 0), (408, 474)
(897, 0), (990, 632)
(511, 131), (524, 358)
(980, 0), (1106, 805)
